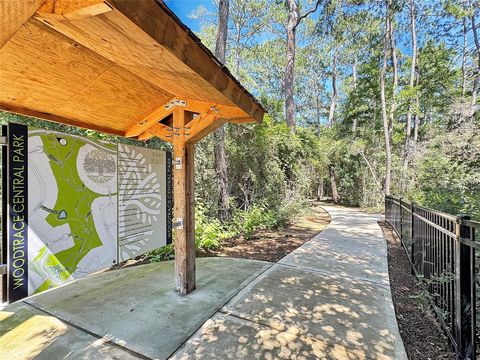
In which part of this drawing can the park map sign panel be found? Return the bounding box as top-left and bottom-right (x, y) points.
(5, 123), (172, 302)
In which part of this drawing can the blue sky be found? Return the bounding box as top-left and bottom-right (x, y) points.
(164, 0), (213, 32)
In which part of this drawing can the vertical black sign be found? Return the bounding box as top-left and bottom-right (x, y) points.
(1, 125), (7, 303)
(8, 123), (28, 302)
(166, 151), (173, 245)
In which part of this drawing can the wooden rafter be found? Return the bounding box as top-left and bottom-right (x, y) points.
(137, 123), (173, 143)
(126, 98), (252, 140)
(0, 102), (125, 136)
(185, 114), (227, 144)
(125, 98), (183, 138)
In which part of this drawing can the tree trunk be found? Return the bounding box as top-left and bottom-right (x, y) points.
(285, 0), (299, 131)
(462, 15), (467, 99)
(316, 178), (324, 201)
(328, 45), (338, 127)
(388, 0), (398, 137)
(329, 165), (339, 203)
(402, 0), (417, 177)
(380, 1), (392, 196)
(352, 56), (358, 132)
(214, 0), (230, 222)
(471, 13), (480, 106)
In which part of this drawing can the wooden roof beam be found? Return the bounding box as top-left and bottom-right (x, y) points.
(185, 114), (227, 144)
(0, 0), (46, 50)
(125, 98), (183, 138)
(0, 102), (124, 136)
(126, 98), (254, 139)
(38, 0), (105, 15)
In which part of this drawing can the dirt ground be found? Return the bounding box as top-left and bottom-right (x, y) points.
(378, 220), (457, 360)
(199, 202), (331, 262)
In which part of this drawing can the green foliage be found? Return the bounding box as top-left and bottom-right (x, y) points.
(195, 203), (234, 250)
(232, 205), (278, 239)
(147, 244), (175, 262)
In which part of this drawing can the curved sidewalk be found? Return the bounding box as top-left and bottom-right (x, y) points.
(173, 204), (407, 359)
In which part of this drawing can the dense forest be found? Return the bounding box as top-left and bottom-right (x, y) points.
(189, 0), (480, 226)
(1, 0), (479, 246)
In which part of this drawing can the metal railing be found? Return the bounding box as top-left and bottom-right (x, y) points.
(385, 195), (478, 360)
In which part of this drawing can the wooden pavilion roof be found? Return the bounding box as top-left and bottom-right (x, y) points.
(0, 0), (265, 142)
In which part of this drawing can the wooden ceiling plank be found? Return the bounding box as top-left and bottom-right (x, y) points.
(33, 9), (225, 106)
(1, 19), (173, 135)
(0, 0), (46, 50)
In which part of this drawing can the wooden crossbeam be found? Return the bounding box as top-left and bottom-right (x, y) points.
(137, 123), (173, 142)
(181, 99), (249, 119)
(126, 98), (251, 140)
(125, 98), (183, 138)
(185, 113), (227, 144)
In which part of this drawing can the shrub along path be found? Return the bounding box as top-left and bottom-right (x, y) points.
(199, 202), (331, 262)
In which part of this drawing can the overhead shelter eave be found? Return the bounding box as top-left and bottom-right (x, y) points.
(0, 0), (265, 143)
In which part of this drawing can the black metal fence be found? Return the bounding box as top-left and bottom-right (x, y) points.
(385, 195), (478, 360)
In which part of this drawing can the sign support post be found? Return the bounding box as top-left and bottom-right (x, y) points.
(173, 109), (196, 295)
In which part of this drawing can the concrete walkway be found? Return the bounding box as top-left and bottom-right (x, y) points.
(172, 205), (407, 360)
(1, 204), (407, 360)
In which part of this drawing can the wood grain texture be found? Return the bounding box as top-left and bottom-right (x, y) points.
(34, 9), (238, 110)
(107, 0), (264, 122)
(173, 109), (196, 295)
(185, 114), (227, 144)
(0, 19), (171, 133)
(38, 0), (104, 14)
(137, 123), (173, 142)
(1, 0), (264, 138)
(0, 0), (45, 49)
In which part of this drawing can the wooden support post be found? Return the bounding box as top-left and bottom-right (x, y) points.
(173, 109), (195, 295)
(455, 215), (475, 360)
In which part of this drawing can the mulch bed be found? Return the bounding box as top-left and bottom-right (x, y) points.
(378, 220), (457, 360)
(198, 203), (331, 262)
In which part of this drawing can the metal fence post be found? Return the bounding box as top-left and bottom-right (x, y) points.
(411, 202), (415, 274)
(399, 198), (403, 241)
(455, 215), (475, 360)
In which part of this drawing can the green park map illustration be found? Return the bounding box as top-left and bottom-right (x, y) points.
(28, 129), (117, 295)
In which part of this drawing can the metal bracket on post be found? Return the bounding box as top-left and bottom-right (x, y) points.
(173, 217), (184, 230)
(173, 157), (182, 170)
(0, 136), (7, 146)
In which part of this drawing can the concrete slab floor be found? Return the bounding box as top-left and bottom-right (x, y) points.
(0, 302), (143, 360)
(0, 257), (271, 360)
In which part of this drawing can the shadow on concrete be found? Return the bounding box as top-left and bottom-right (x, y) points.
(0, 257), (271, 359)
